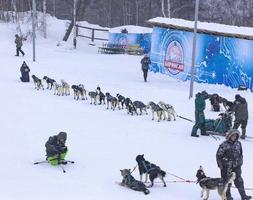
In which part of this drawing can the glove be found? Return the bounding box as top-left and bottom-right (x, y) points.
(59, 146), (67, 153)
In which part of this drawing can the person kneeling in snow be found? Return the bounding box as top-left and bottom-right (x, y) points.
(45, 132), (68, 165)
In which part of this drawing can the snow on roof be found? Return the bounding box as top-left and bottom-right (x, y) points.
(148, 17), (253, 40)
(109, 25), (152, 34)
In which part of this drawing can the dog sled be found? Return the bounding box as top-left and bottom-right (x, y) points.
(205, 112), (232, 136)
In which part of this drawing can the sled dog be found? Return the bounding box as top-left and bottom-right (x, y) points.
(31, 75), (44, 90)
(60, 79), (70, 96)
(146, 101), (164, 122)
(158, 101), (176, 121)
(136, 154), (166, 187)
(196, 166), (236, 200)
(43, 76), (56, 90)
(120, 169), (150, 195)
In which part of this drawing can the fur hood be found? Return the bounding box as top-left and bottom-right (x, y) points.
(226, 129), (240, 140)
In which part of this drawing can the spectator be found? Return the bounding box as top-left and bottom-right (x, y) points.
(15, 34), (25, 56)
(20, 61), (30, 82)
(141, 54), (151, 82)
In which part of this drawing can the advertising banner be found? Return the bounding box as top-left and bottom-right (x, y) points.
(150, 26), (253, 91)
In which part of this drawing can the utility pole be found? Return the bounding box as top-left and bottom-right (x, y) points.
(43, 0), (47, 38)
(73, 0), (77, 49)
(32, 0), (36, 61)
(189, 0), (200, 98)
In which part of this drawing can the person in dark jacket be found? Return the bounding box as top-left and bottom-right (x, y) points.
(141, 54), (151, 82)
(209, 93), (222, 112)
(191, 91), (210, 137)
(15, 34), (25, 56)
(216, 129), (251, 200)
(20, 61), (30, 82)
(45, 132), (68, 165)
(232, 94), (248, 139)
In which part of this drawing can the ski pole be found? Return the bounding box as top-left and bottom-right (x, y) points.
(176, 115), (194, 123)
(34, 160), (48, 165)
(59, 165), (66, 173)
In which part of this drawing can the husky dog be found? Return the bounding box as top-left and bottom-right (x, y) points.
(116, 93), (126, 109)
(53, 82), (63, 96)
(196, 166), (236, 200)
(158, 101), (176, 121)
(146, 101), (164, 122)
(88, 91), (99, 105)
(71, 84), (87, 100)
(78, 84), (87, 100)
(133, 101), (148, 115)
(120, 169), (150, 195)
(126, 101), (137, 115)
(136, 154), (166, 187)
(43, 76), (56, 90)
(96, 87), (105, 104)
(125, 97), (133, 109)
(31, 75), (44, 90)
(60, 79), (70, 96)
(105, 92), (118, 110)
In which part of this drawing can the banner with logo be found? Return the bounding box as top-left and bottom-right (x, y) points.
(109, 33), (151, 53)
(150, 26), (253, 91)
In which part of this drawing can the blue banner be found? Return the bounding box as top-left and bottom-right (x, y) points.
(150, 26), (253, 91)
(109, 33), (151, 54)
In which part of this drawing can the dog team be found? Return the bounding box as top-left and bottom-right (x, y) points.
(30, 75), (251, 200)
(31, 74), (177, 122)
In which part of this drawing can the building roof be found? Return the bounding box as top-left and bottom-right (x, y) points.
(148, 17), (253, 40)
(109, 25), (152, 34)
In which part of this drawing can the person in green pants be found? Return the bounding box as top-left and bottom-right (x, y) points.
(191, 91), (210, 137)
(45, 132), (68, 165)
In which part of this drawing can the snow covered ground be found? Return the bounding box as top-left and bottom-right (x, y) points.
(0, 17), (252, 200)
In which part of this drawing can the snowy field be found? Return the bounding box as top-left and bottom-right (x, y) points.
(0, 17), (252, 200)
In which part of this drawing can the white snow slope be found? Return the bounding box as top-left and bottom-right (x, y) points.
(0, 17), (252, 200)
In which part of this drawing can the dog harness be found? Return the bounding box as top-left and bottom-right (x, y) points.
(142, 161), (159, 172)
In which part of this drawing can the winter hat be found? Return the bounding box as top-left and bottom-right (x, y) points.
(235, 94), (241, 101)
(226, 129), (240, 140)
(57, 132), (67, 141)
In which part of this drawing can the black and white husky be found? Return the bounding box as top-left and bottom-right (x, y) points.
(116, 93), (126, 109)
(196, 166), (236, 200)
(105, 92), (118, 110)
(71, 84), (87, 100)
(43, 76), (56, 90)
(136, 154), (166, 187)
(31, 75), (44, 90)
(133, 101), (148, 115)
(120, 169), (150, 195)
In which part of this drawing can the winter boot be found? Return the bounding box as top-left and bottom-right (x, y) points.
(191, 134), (199, 137)
(236, 179), (252, 200)
(241, 196), (252, 200)
(240, 129), (246, 139)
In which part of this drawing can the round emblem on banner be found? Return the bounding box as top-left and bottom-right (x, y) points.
(164, 41), (184, 75)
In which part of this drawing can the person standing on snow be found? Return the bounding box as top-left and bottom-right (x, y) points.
(232, 94), (248, 139)
(141, 54), (151, 82)
(15, 34), (25, 56)
(45, 132), (68, 165)
(191, 91), (210, 137)
(216, 129), (251, 200)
